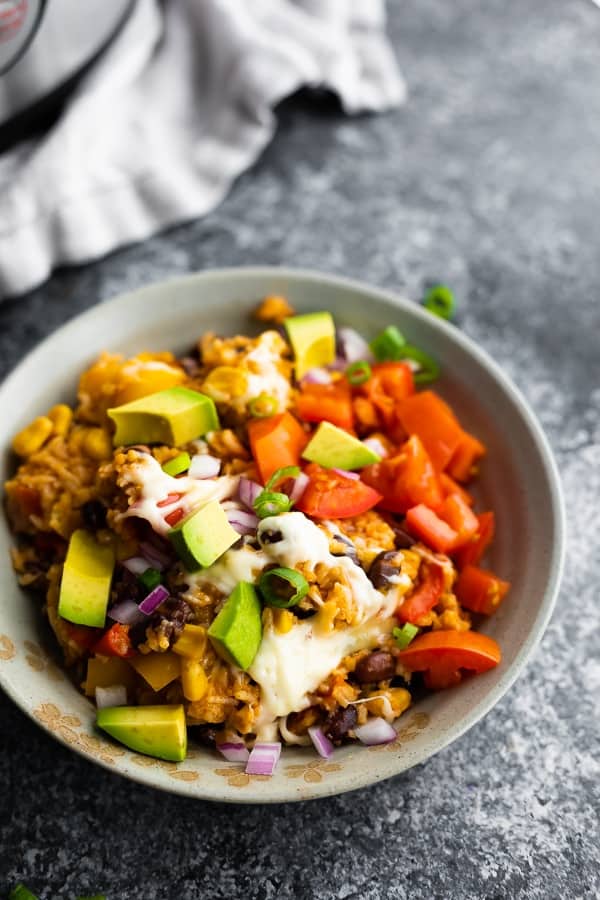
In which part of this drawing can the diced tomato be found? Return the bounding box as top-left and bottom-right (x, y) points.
(397, 562), (445, 624)
(455, 565), (510, 615)
(439, 472), (474, 507)
(92, 623), (136, 658)
(296, 463), (382, 519)
(454, 511), (495, 569)
(362, 435), (443, 514)
(447, 432), (486, 482)
(164, 507), (184, 527)
(157, 493), (183, 508)
(438, 493), (479, 549)
(396, 391), (466, 471)
(405, 503), (458, 553)
(248, 412), (309, 484)
(397, 629), (501, 690)
(64, 622), (101, 651)
(296, 380), (354, 430)
(359, 362), (414, 429)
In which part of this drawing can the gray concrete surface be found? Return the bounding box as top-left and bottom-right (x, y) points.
(1, 1), (599, 898)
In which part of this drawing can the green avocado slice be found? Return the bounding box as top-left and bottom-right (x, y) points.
(301, 421), (381, 470)
(208, 581), (263, 671)
(283, 311), (335, 380)
(168, 499), (239, 571)
(108, 386), (219, 447)
(58, 529), (115, 627)
(96, 704), (187, 762)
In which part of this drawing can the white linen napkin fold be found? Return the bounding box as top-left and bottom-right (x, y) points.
(0, 0), (404, 299)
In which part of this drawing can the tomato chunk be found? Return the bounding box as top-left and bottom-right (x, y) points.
(454, 511), (495, 569)
(455, 565), (510, 615)
(296, 463), (382, 519)
(397, 630), (501, 689)
(396, 391), (466, 471)
(296, 380), (354, 430)
(359, 362), (414, 428)
(405, 503), (458, 553)
(248, 412), (309, 484)
(362, 435), (443, 514)
(447, 432), (486, 482)
(92, 623), (136, 658)
(397, 562), (445, 624)
(64, 622), (101, 651)
(438, 493), (479, 549)
(439, 472), (474, 507)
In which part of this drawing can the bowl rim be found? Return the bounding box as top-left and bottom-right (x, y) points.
(0, 265), (566, 803)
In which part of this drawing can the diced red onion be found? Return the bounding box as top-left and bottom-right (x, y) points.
(289, 471), (310, 502)
(238, 476), (262, 509)
(95, 684), (127, 709)
(138, 584), (169, 615)
(331, 468), (360, 481)
(362, 437), (389, 459)
(354, 717), (397, 746)
(138, 542), (170, 571)
(245, 742), (282, 776)
(337, 327), (374, 364)
(308, 726), (335, 759)
(122, 556), (153, 576)
(301, 367), (332, 385)
(217, 742), (250, 763)
(188, 454), (221, 479)
(227, 508), (259, 535)
(108, 598), (146, 626)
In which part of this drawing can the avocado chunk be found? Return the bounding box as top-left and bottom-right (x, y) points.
(161, 451), (191, 476)
(168, 499), (239, 571)
(283, 311), (335, 380)
(58, 529), (115, 627)
(208, 581), (262, 670)
(302, 421), (381, 470)
(96, 704), (187, 762)
(108, 386), (219, 447)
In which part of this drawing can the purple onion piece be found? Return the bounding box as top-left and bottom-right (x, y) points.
(108, 598), (146, 626)
(238, 476), (262, 509)
(289, 472), (310, 502)
(362, 437), (389, 459)
(227, 508), (259, 535)
(188, 454), (221, 479)
(122, 556), (153, 576)
(95, 684), (127, 709)
(337, 327), (374, 365)
(331, 468), (360, 481)
(354, 717), (397, 746)
(217, 742), (250, 763)
(245, 742), (282, 776)
(138, 543), (169, 571)
(138, 584), (170, 616)
(308, 726), (335, 759)
(301, 367), (332, 385)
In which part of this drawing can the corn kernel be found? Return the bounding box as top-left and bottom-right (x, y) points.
(272, 609), (295, 634)
(47, 404), (73, 437)
(172, 624), (207, 659)
(314, 600), (337, 635)
(83, 427), (113, 461)
(203, 366), (248, 399)
(12, 416), (54, 456)
(181, 658), (208, 701)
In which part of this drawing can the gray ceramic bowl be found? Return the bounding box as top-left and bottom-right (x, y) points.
(0, 268), (565, 802)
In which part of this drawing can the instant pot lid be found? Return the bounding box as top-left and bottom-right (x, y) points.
(0, 0), (135, 126)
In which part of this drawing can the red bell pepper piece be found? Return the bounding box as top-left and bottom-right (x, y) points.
(454, 511), (495, 569)
(296, 380), (354, 430)
(362, 435), (443, 514)
(437, 493), (479, 550)
(396, 391), (466, 471)
(248, 412), (308, 484)
(92, 623), (136, 658)
(405, 503), (458, 553)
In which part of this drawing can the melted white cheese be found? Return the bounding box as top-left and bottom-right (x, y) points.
(243, 334), (291, 410)
(119, 453), (238, 535)
(187, 544), (268, 596)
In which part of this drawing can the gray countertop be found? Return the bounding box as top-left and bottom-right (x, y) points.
(1, 1), (599, 898)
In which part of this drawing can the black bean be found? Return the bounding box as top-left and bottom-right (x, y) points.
(150, 596), (193, 647)
(331, 533), (361, 567)
(324, 705), (357, 743)
(355, 650), (396, 684)
(191, 724), (224, 748)
(391, 522), (415, 549)
(258, 529), (283, 545)
(80, 500), (107, 530)
(368, 550), (403, 589)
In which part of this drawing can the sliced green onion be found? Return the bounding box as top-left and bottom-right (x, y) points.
(369, 325), (406, 362)
(393, 623), (419, 650)
(346, 360), (372, 386)
(254, 491), (293, 519)
(258, 566), (309, 608)
(423, 284), (455, 320)
(9, 887), (39, 900)
(138, 567), (162, 592)
(248, 393), (278, 418)
(399, 344), (440, 384)
(265, 465), (301, 492)
(161, 452), (191, 477)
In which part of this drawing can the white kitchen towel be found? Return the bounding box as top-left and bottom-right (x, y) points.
(0, 0), (404, 299)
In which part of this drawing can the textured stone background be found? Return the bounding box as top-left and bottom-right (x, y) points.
(1, 0), (599, 898)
